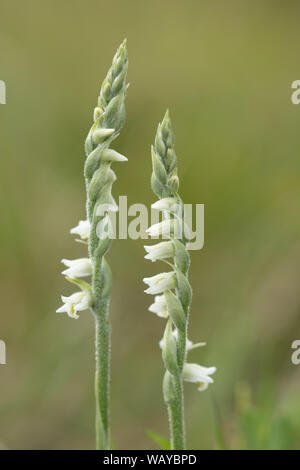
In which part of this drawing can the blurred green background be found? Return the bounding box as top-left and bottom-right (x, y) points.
(0, 0), (300, 449)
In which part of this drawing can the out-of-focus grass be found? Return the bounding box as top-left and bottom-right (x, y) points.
(0, 0), (300, 449)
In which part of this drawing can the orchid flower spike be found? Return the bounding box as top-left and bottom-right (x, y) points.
(57, 40), (128, 450)
(143, 110), (216, 450)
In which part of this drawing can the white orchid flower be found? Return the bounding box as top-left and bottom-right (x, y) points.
(151, 198), (181, 213)
(143, 272), (176, 295)
(144, 241), (174, 262)
(146, 219), (180, 238)
(146, 218), (192, 240)
(70, 220), (91, 240)
(61, 258), (92, 278)
(56, 291), (91, 319)
(148, 294), (168, 318)
(183, 363), (216, 392)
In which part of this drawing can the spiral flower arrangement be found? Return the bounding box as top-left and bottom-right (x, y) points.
(57, 40), (128, 450)
(143, 110), (216, 450)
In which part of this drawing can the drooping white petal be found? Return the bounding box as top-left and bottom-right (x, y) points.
(143, 272), (176, 295)
(186, 340), (206, 351)
(144, 241), (174, 262)
(61, 258), (92, 278)
(70, 220), (91, 240)
(56, 304), (68, 313)
(148, 294), (168, 318)
(197, 382), (209, 392)
(183, 363), (216, 391)
(174, 330), (206, 351)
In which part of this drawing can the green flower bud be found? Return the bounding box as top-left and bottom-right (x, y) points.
(173, 239), (190, 275)
(176, 270), (192, 312)
(168, 175), (179, 193)
(162, 319), (178, 375)
(164, 289), (186, 332)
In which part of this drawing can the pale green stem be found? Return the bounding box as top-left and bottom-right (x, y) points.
(92, 257), (111, 450)
(167, 372), (185, 450)
(168, 321), (188, 450)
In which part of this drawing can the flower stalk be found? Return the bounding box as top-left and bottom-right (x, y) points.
(58, 40), (128, 450)
(144, 111), (216, 450)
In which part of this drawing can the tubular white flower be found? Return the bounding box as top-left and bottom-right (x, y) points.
(143, 272), (176, 295)
(146, 218), (192, 240)
(151, 198), (181, 213)
(61, 258), (92, 278)
(183, 363), (216, 392)
(149, 294), (168, 318)
(70, 220), (91, 240)
(144, 241), (174, 262)
(146, 219), (180, 238)
(56, 291), (91, 319)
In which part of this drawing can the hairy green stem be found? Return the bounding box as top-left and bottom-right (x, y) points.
(168, 318), (187, 449)
(167, 373), (185, 450)
(92, 255), (110, 449)
(94, 302), (110, 449)
(91, 252), (113, 450)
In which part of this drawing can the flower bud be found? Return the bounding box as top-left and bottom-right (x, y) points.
(161, 319), (178, 375)
(101, 148), (128, 162)
(164, 290), (186, 331)
(92, 128), (115, 144)
(168, 175), (179, 192)
(162, 371), (176, 404)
